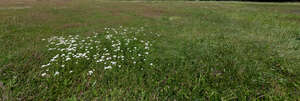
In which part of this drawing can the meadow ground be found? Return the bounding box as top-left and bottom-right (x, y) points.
(0, 0), (300, 100)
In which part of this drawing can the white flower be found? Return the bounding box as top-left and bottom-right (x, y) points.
(66, 57), (71, 61)
(106, 57), (111, 60)
(53, 54), (59, 59)
(105, 66), (112, 69)
(99, 59), (104, 62)
(41, 64), (48, 68)
(50, 58), (56, 62)
(111, 61), (117, 65)
(88, 70), (93, 75)
(42, 27), (158, 76)
(54, 71), (59, 76)
(41, 73), (47, 77)
(106, 34), (112, 39)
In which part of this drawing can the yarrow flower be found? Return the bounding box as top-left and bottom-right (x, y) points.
(40, 26), (159, 77)
(54, 71), (59, 76)
(88, 70), (93, 75)
(104, 66), (112, 69)
(41, 73), (47, 77)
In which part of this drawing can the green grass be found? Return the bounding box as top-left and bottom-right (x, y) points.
(1, 0), (300, 100)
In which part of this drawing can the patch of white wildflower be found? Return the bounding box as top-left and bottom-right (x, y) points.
(40, 26), (159, 77)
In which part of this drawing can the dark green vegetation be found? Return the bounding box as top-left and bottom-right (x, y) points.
(114, 0), (300, 2)
(1, 0), (300, 100)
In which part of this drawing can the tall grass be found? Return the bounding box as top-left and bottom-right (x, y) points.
(0, 0), (299, 100)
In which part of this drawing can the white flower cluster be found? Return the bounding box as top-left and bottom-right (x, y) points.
(40, 27), (158, 77)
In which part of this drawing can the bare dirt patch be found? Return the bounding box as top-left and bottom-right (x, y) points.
(29, 12), (56, 21)
(0, 6), (31, 10)
(58, 23), (87, 29)
(0, 0), (72, 7)
(289, 9), (300, 15)
(97, 2), (169, 19)
(132, 4), (167, 18)
(0, 0), (35, 6)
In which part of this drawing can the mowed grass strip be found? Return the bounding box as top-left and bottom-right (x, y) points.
(0, 0), (300, 100)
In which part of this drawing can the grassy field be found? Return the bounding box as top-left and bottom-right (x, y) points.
(1, 0), (300, 100)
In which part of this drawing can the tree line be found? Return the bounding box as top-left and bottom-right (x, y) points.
(181, 0), (299, 1)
